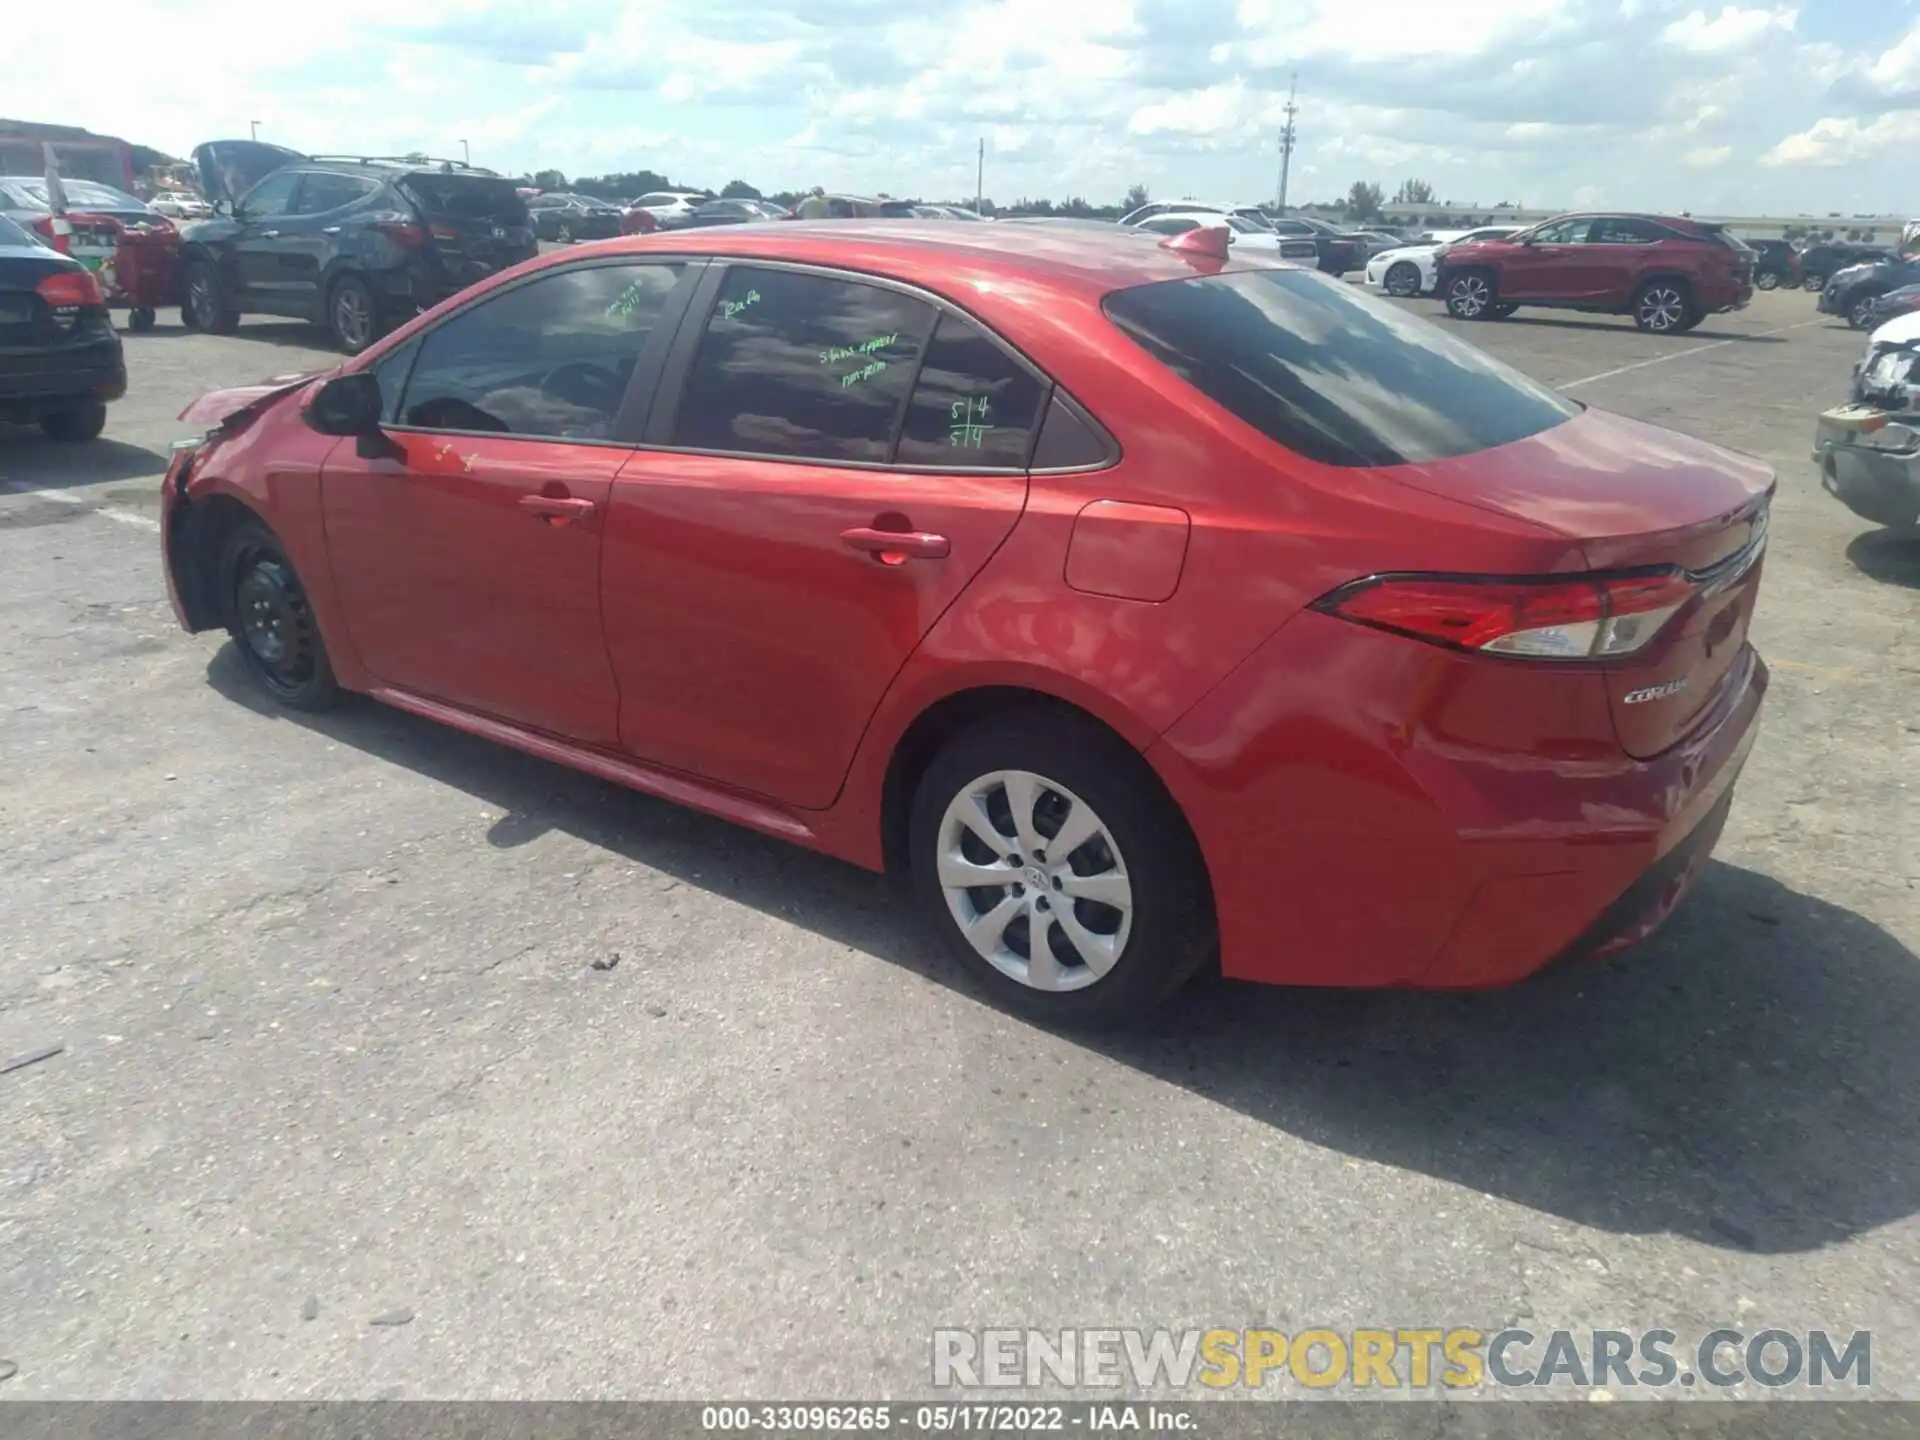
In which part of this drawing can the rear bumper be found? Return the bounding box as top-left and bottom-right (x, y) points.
(1814, 406), (1920, 531)
(0, 334), (125, 410)
(1148, 609), (1768, 990)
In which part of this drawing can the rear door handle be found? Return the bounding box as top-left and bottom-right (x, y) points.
(259, 229), (280, 238)
(840, 526), (949, 561)
(519, 494), (596, 525)
(322, 225), (342, 234)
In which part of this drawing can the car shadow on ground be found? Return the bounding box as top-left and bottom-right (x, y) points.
(1458, 314), (1790, 343)
(206, 646), (1920, 1257)
(1845, 529), (1920, 588)
(0, 432), (168, 488)
(124, 319), (344, 355)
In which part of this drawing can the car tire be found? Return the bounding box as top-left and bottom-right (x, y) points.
(1632, 279), (1696, 334)
(1848, 293), (1883, 330)
(1755, 272), (1779, 291)
(39, 400), (107, 442)
(1803, 274), (1825, 292)
(908, 708), (1215, 1029)
(1384, 261), (1422, 298)
(1444, 269), (1499, 319)
(326, 274), (382, 356)
(182, 257), (239, 334)
(556, 222), (572, 244)
(218, 517), (340, 711)
(128, 306), (157, 332)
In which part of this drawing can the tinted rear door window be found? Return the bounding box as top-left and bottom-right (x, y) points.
(670, 266), (932, 463)
(895, 312), (1047, 468)
(1103, 268), (1579, 468)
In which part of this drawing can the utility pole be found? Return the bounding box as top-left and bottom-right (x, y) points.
(1275, 76), (1297, 215)
(975, 137), (984, 215)
(250, 120), (260, 142)
(460, 138), (470, 166)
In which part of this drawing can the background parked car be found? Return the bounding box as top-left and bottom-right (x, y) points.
(1438, 212), (1754, 333)
(1798, 241), (1893, 292)
(180, 140), (536, 354)
(1119, 200), (1274, 234)
(527, 193), (623, 242)
(1132, 211), (1319, 262)
(676, 197), (789, 228)
(1745, 238), (1800, 290)
(148, 192), (213, 221)
(627, 191), (707, 228)
(0, 211), (125, 441)
(1364, 225), (1520, 297)
(1259, 215), (1368, 276)
(1, 176), (166, 241)
(1859, 283), (1920, 330)
(1818, 253), (1920, 329)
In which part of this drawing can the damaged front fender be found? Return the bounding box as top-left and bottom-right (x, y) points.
(1814, 403), (1920, 533)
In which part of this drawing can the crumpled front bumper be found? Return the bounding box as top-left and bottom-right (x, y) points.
(1813, 403), (1920, 532)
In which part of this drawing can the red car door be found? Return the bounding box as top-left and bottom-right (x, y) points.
(1585, 215), (1666, 305)
(1496, 217), (1596, 299)
(602, 264), (1047, 808)
(319, 257), (694, 745)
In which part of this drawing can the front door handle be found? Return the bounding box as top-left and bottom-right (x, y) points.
(322, 225), (342, 234)
(519, 494), (597, 525)
(840, 526), (950, 562)
(259, 229), (280, 238)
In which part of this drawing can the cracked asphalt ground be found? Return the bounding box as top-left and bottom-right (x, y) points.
(1, 290), (1916, 1404)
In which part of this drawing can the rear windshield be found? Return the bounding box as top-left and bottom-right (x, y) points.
(401, 174), (528, 221)
(1102, 268), (1579, 468)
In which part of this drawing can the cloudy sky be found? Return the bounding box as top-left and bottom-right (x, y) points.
(4, 0), (1914, 213)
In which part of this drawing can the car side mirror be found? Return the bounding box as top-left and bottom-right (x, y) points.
(307, 372), (401, 457)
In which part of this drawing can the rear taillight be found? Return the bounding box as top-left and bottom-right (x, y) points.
(37, 269), (104, 308)
(1317, 571), (1694, 660)
(378, 221), (426, 247)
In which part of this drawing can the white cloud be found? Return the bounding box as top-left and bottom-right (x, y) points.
(1761, 112), (1920, 167)
(1684, 144), (1734, 167)
(1866, 19), (1920, 94)
(1659, 6), (1797, 54)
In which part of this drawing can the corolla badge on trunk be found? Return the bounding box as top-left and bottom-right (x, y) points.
(1623, 677), (1691, 705)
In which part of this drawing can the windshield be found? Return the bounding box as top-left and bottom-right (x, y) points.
(10, 179), (149, 212)
(1103, 268), (1580, 468)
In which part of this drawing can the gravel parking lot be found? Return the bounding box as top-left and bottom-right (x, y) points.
(1, 289), (1916, 1402)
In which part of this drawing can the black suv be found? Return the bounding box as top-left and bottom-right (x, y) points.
(1818, 253), (1920, 329)
(1745, 238), (1800, 290)
(1797, 241), (1893, 293)
(180, 141), (536, 353)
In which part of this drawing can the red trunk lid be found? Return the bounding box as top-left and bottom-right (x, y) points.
(1388, 407), (1773, 758)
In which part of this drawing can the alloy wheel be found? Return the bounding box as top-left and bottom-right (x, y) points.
(936, 769), (1134, 992)
(333, 287), (372, 350)
(1756, 272), (1779, 291)
(187, 273), (215, 328)
(1386, 263), (1421, 297)
(1850, 298), (1878, 329)
(1638, 286), (1687, 331)
(1448, 275), (1489, 317)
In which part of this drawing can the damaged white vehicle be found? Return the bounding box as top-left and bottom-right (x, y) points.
(1814, 311), (1920, 536)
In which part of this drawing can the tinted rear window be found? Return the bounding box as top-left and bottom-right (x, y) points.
(1102, 268), (1579, 468)
(402, 175), (528, 222)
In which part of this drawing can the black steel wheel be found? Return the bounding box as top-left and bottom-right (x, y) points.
(220, 519), (340, 710)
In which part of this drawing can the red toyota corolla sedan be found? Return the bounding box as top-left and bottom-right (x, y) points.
(160, 222), (1770, 1025)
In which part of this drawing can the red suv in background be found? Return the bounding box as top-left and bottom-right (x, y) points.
(1437, 213), (1756, 333)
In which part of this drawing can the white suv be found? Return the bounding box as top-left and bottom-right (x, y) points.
(629, 191), (706, 227)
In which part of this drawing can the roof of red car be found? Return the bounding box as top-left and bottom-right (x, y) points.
(573, 219), (1265, 299)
